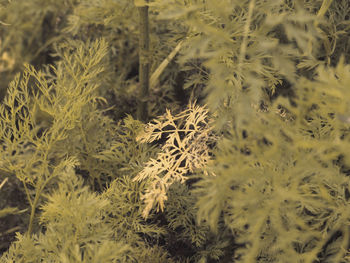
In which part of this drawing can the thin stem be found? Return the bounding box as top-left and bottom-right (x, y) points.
(237, 0), (255, 76)
(137, 2), (150, 122)
(26, 150), (54, 235)
(27, 188), (40, 235)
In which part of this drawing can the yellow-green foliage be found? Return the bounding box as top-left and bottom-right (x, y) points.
(62, 0), (139, 79)
(192, 51), (350, 263)
(1, 0), (350, 262)
(1, 166), (132, 263)
(0, 37), (108, 232)
(0, 35), (175, 261)
(0, 0), (79, 99)
(61, 0), (183, 118)
(133, 101), (217, 218)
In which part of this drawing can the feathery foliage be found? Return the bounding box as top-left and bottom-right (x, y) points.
(1, 0), (350, 262)
(133, 101), (217, 218)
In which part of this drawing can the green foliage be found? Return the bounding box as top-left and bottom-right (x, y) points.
(1, 0), (350, 262)
(0, 0), (78, 100)
(62, 0), (139, 78)
(1, 153), (176, 263)
(0, 0), (67, 65)
(164, 182), (232, 263)
(101, 175), (179, 263)
(0, 37), (114, 235)
(1, 166), (132, 263)
(152, 0), (340, 118)
(61, 0), (183, 118)
(192, 40), (350, 263)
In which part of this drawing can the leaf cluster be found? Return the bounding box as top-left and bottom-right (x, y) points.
(133, 101), (217, 218)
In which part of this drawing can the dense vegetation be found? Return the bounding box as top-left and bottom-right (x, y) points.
(1, 0), (350, 262)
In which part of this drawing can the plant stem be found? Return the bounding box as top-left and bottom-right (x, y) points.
(137, 2), (150, 122)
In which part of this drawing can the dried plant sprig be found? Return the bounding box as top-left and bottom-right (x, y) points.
(133, 101), (217, 218)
